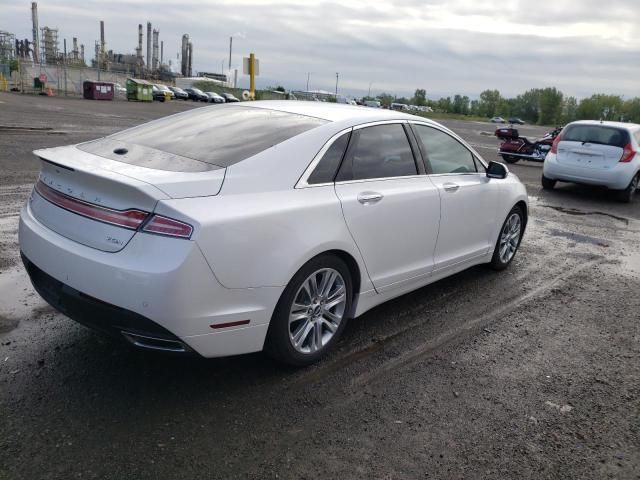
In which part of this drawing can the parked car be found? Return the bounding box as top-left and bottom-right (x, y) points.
(152, 84), (174, 102)
(542, 120), (640, 202)
(490, 116), (506, 123)
(184, 88), (209, 102)
(508, 117), (526, 125)
(364, 100), (381, 108)
(169, 86), (189, 100)
(221, 92), (240, 103)
(205, 92), (226, 104)
(19, 102), (528, 366)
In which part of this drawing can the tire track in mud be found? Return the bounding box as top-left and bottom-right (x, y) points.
(348, 258), (602, 390)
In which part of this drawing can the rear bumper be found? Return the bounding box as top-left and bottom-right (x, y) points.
(19, 201), (282, 357)
(22, 253), (193, 353)
(543, 154), (636, 190)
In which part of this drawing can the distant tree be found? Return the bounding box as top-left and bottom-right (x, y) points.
(437, 96), (452, 113)
(451, 95), (470, 115)
(413, 88), (427, 106)
(622, 97), (640, 123)
(395, 96), (411, 105)
(478, 89), (502, 117)
(376, 92), (395, 108)
(577, 94), (624, 121)
(562, 96), (578, 124)
(538, 87), (564, 125)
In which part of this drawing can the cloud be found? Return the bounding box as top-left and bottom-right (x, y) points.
(4, 0), (639, 98)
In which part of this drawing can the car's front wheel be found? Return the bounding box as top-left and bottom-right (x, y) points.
(616, 173), (638, 203)
(490, 206), (524, 270)
(265, 255), (352, 367)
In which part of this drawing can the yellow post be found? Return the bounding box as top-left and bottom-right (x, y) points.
(249, 52), (256, 100)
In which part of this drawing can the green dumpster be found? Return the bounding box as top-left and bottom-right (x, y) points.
(126, 78), (153, 102)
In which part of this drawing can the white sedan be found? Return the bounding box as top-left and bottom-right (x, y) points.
(19, 102), (528, 366)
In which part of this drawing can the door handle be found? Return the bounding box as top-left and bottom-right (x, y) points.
(357, 192), (384, 205)
(443, 183), (460, 193)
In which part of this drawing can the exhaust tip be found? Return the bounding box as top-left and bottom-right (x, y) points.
(121, 331), (189, 353)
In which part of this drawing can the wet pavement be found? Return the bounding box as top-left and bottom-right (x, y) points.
(0, 93), (638, 479)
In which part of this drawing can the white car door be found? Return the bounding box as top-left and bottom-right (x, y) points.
(332, 122), (441, 293)
(411, 123), (500, 272)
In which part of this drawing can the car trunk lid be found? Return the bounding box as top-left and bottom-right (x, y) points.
(556, 125), (628, 170)
(31, 145), (224, 252)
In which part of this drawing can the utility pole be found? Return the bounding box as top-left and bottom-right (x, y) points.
(335, 72), (339, 97)
(63, 38), (67, 96)
(228, 36), (232, 70)
(306, 72), (310, 91)
(368, 81), (372, 97)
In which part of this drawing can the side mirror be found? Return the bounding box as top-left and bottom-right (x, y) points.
(487, 161), (508, 179)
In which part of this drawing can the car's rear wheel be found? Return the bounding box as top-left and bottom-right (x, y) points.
(265, 255), (352, 367)
(541, 175), (556, 190)
(490, 206), (524, 270)
(616, 173), (638, 203)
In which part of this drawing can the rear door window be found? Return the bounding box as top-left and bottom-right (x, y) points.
(78, 106), (327, 172)
(336, 124), (417, 181)
(562, 125), (629, 148)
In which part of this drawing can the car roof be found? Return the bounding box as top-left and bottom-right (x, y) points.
(243, 100), (418, 123)
(569, 120), (640, 130)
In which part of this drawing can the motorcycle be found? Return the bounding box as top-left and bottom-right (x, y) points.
(495, 126), (562, 163)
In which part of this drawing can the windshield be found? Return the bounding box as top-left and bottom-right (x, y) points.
(78, 105), (327, 171)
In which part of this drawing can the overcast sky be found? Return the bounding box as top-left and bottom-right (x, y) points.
(4, 0), (639, 98)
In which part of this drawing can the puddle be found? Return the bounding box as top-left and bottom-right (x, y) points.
(541, 205), (629, 225)
(547, 228), (609, 247)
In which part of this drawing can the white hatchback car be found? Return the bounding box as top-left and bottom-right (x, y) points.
(19, 102), (528, 366)
(542, 120), (640, 202)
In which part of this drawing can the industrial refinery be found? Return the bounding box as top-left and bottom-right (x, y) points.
(0, 1), (195, 80)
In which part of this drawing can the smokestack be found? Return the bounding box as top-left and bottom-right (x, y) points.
(160, 40), (163, 66)
(80, 44), (85, 64)
(180, 34), (189, 76)
(152, 28), (159, 71)
(99, 20), (105, 69)
(187, 41), (193, 77)
(31, 2), (40, 63)
(146, 22), (151, 71)
(72, 37), (78, 60)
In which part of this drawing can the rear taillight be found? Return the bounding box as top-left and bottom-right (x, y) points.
(142, 215), (193, 239)
(620, 143), (636, 163)
(550, 134), (562, 154)
(35, 180), (193, 239)
(35, 180), (148, 230)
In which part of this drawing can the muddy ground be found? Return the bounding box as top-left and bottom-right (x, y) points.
(0, 92), (638, 479)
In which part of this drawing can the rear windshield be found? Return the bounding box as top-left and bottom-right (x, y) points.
(78, 106), (327, 171)
(562, 125), (629, 148)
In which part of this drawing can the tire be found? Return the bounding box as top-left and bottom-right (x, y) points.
(490, 206), (524, 271)
(504, 155), (519, 164)
(265, 254), (353, 367)
(615, 173), (638, 203)
(541, 175), (556, 190)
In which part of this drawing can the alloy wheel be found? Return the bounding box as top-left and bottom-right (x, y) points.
(499, 212), (521, 264)
(288, 268), (346, 354)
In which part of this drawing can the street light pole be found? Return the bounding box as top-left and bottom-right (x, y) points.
(368, 81), (372, 97)
(306, 72), (310, 91)
(335, 72), (339, 97)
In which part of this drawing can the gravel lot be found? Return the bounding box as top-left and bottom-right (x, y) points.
(0, 92), (638, 479)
